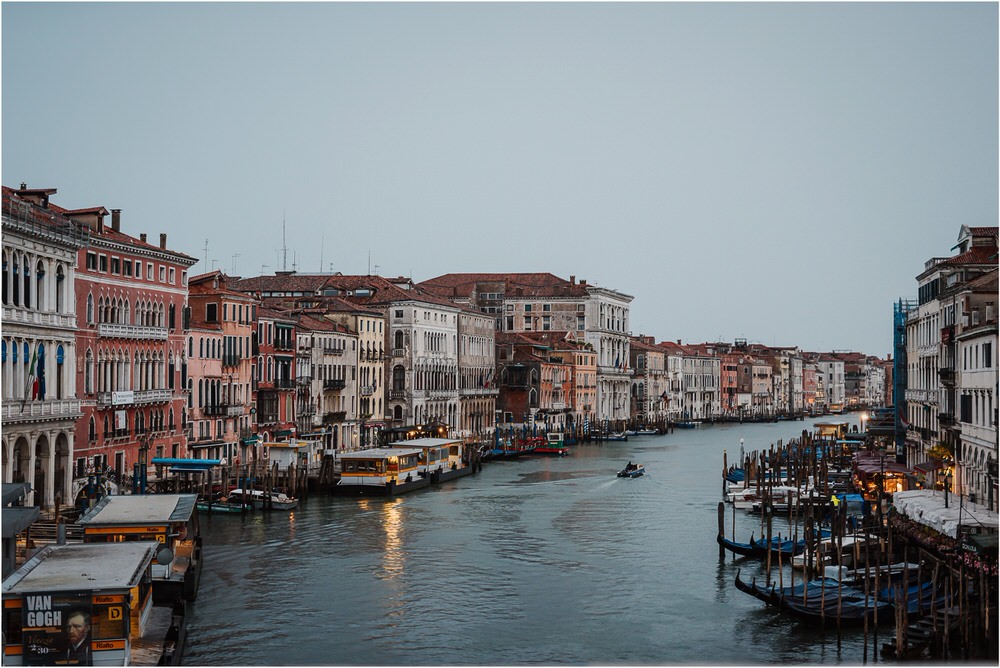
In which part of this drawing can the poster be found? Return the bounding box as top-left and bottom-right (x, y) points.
(22, 593), (92, 666)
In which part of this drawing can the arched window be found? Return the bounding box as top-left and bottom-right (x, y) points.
(1, 252), (7, 305)
(85, 349), (94, 394)
(56, 345), (64, 399)
(188, 336), (194, 358)
(87, 294), (94, 324)
(89, 416), (97, 441)
(55, 265), (66, 312)
(11, 254), (19, 306)
(35, 260), (46, 311)
(392, 365), (406, 391)
(394, 330), (404, 349)
(22, 258), (30, 309)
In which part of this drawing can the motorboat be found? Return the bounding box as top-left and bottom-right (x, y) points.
(617, 462), (645, 478)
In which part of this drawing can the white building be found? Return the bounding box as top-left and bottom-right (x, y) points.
(2, 186), (88, 508)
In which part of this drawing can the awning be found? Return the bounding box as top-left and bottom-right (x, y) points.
(913, 459), (944, 474)
(274, 429), (294, 437)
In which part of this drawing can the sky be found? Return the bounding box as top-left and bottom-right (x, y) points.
(3, 2), (997, 358)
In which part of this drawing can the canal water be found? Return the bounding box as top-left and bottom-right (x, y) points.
(186, 415), (880, 666)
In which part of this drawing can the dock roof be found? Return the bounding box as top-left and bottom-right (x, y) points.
(3, 542), (157, 594)
(388, 438), (462, 448)
(77, 494), (198, 526)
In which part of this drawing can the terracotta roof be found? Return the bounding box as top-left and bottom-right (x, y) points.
(419, 272), (590, 299)
(942, 247), (997, 266)
(257, 306), (297, 324)
(969, 227), (998, 237)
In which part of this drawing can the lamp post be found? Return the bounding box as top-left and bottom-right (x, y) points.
(944, 468), (952, 509)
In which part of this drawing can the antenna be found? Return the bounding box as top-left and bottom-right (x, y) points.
(232, 253), (240, 275)
(203, 239), (210, 267)
(374, 264), (380, 275)
(367, 250), (371, 275)
(280, 210), (291, 272)
(261, 264), (269, 275)
(319, 230), (324, 273)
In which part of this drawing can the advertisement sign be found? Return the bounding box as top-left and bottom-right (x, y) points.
(22, 593), (92, 666)
(114, 410), (127, 430)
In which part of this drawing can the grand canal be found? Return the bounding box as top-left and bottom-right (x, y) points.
(185, 415), (877, 665)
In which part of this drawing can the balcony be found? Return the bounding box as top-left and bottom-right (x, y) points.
(98, 322), (168, 340)
(4, 307), (77, 330)
(938, 412), (957, 427)
(360, 385), (375, 396)
(222, 354), (242, 367)
(227, 404), (245, 416)
(392, 348), (406, 358)
(202, 404), (230, 416)
(322, 411), (347, 424)
(273, 378), (295, 390)
(3, 398), (82, 423)
(938, 368), (956, 386)
(96, 388), (174, 407)
(389, 389), (406, 400)
(274, 340), (294, 351)
(323, 347), (345, 356)
(323, 379), (346, 391)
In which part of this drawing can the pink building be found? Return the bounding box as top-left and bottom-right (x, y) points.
(73, 207), (196, 487)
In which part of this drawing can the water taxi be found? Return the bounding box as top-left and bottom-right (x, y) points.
(76, 494), (202, 605)
(334, 447), (429, 496)
(388, 437), (473, 484)
(2, 542), (181, 666)
(534, 432), (570, 455)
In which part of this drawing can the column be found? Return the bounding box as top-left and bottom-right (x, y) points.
(44, 429), (57, 508)
(26, 435), (37, 507)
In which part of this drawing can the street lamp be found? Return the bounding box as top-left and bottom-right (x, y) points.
(944, 468), (952, 509)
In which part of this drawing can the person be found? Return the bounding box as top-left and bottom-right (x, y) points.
(64, 609), (91, 665)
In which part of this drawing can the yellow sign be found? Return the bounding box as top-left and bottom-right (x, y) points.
(108, 607), (123, 621)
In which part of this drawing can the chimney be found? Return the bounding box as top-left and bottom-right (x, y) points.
(139, 233), (147, 243)
(159, 233), (167, 249)
(111, 209), (121, 232)
(570, 275), (575, 284)
(580, 279), (587, 286)
(677, 339), (682, 345)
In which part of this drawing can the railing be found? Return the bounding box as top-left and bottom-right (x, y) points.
(226, 404), (245, 416)
(323, 347), (345, 356)
(323, 411), (347, 424)
(274, 340), (294, 351)
(3, 399), (82, 422)
(392, 348), (406, 358)
(323, 379), (346, 391)
(389, 389), (406, 399)
(273, 378), (295, 389)
(202, 404), (229, 416)
(360, 385), (374, 396)
(96, 388), (174, 406)
(3, 307), (77, 330)
(222, 354), (242, 367)
(938, 369), (956, 385)
(98, 323), (168, 340)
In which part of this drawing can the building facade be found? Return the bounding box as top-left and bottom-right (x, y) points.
(2, 186), (88, 508)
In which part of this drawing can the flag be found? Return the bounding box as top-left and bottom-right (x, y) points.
(20, 343), (38, 413)
(35, 344), (46, 401)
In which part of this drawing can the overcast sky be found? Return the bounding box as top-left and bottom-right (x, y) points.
(3, 2), (996, 357)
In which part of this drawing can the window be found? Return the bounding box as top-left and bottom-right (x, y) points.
(395, 310), (404, 319)
(525, 304), (532, 312)
(543, 304), (551, 312)
(985, 342), (993, 369)
(146, 264), (153, 280)
(86, 252), (97, 270)
(111, 257), (120, 274)
(181, 270), (188, 286)
(206, 303), (218, 323)
(123, 260), (132, 277)
(159, 266), (166, 282)
(169, 267), (176, 284)
(99, 255), (108, 272)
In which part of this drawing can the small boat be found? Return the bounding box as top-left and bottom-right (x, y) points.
(228, 488), (299, 510)
(196, 498), (250, 514)
(334, 447), (431, 496)
(626, 428), (659, 436)
(674, 421), (699, 429)
(534, 432), (570, 455)
(717, 533), (757, 557)
(602, 432), (629, 441)
(617, 462), (645, 478)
